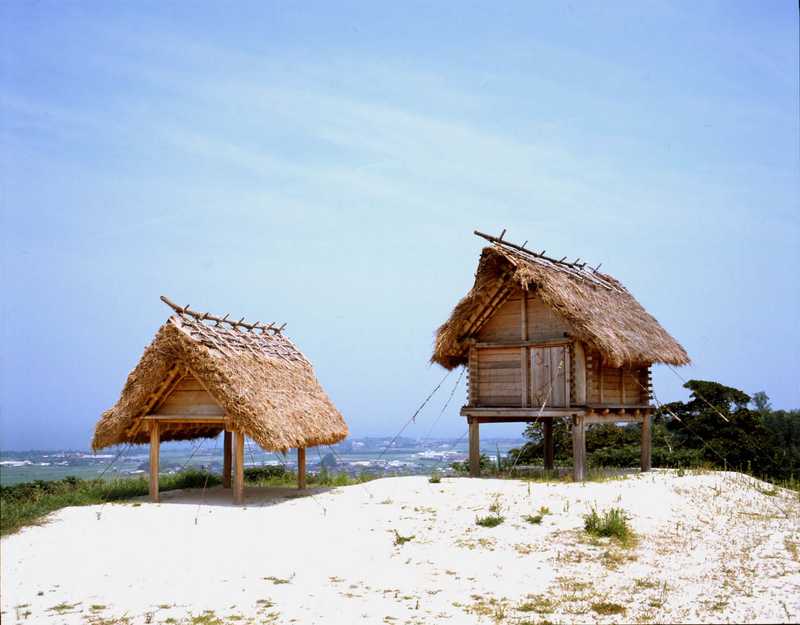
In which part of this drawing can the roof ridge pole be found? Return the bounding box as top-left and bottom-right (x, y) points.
(471, 231), (621, 292)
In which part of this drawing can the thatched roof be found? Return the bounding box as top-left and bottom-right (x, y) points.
(93, 300), (348, 451)
(432, 239), (690, 370)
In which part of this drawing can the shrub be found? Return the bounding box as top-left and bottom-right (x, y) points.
(523, 514), (543, 524)
(243, 466), (286, 481)
(428, 473), (442, 484)
(451, 454), (491, 474)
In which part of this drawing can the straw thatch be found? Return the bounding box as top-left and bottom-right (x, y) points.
(93, 313), (348, 451)
(432, 244), (690, 370)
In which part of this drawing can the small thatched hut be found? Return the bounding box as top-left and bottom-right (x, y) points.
(431, 231), (689, 479)
(93, 296), (348, 503)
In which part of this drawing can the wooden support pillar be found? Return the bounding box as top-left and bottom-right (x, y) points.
(297, 447), (306, 490)
(543, 419), (554, 470)
(149, 421), (160, 503)
(572, 415), (586, 482)
(233, 431), (245, 505)
(469, 419), (480, 477)
(641, 413), (652, 472)
(222, 431), (232, 488)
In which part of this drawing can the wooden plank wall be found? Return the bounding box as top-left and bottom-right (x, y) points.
(586, 349), (651, 405)
(476, 293), (523, 342)
(154, 375), (225, 417)
(475, 347), (522, 406)
(526, 295), (570, 341)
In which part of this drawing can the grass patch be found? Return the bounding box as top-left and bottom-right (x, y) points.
(583, 506), (635, 545)
(428, 473), (442, 484)
(48, 602), (80, 614)
(244, 466), (375, 488)
(0, 470), (221, 536)
(1, 467), (376, 535)
(517, 595), (554, 614)
(475, 514), (505, 528)
(393, 530), (415, 546)
(591, 601), (626, 615)
(189, 610), (224, 625)
(524, 505), (551, 525)
(263, 576), (291, 585)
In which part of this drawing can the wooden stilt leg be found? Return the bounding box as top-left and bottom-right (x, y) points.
(233, 431), (245, 505)
(297, 447), (306, 490)
(641, 413), (652, 472)
(543, 419), (554, 470)
(572, 415), (586, 482)
(149, 421), (160, 503)
(469, 420), (480, 477)
(223, 431), (232, 488)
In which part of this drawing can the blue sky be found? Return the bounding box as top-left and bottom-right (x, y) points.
(1, 2), (798, 450)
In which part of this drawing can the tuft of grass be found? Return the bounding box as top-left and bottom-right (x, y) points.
(48, 602), (80, 614)
(583, 506), (634, 544)
(591, 601), (626, 615)
(263, 576), (291, 585)
(517, 596), (554, 614)
(189, 610), (224, 625)
(475, 514), (505, 528)
(524, 505), (551, 525)
(393, 530), (415, 546)
(428, 473), (442, 484)
(488, 493), (504, 514)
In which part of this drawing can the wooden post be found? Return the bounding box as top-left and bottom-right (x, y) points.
(149, 421), (160, 503)
(572, 415), (586, 481)
(297, 447), (306, 490)
(223, 431), (232, 488)
(233, 431), (245, 505)
(469, 419), (480, 477)
(641, 413), (652, 472)
(543, 419), (554, 470)
(573, 342), (586, 406)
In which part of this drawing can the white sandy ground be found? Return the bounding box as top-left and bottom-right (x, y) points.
(2, 470), (799, 625)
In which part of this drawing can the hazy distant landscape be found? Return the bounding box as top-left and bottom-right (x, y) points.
(0, 437), (524, 486)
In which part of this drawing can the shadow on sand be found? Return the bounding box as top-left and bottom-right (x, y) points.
(143, 484), (335, 508)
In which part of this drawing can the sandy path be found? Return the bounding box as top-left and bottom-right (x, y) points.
(2, 470), (798, 624)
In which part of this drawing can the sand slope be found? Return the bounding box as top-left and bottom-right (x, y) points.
(2, 470), (798, 624)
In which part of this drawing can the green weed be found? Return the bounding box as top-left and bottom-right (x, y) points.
(393, 530), (415, 546)
(475, 514), (505, 528)
(583, 506), (634, 544)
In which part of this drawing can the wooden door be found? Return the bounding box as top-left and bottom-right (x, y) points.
(530, 345), (570, 408)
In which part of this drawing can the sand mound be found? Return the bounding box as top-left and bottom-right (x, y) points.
(2, 470), (798, 624)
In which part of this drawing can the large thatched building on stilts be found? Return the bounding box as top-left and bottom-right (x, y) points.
(431, 231), (690, 480)
(93, 296), (348, 504)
